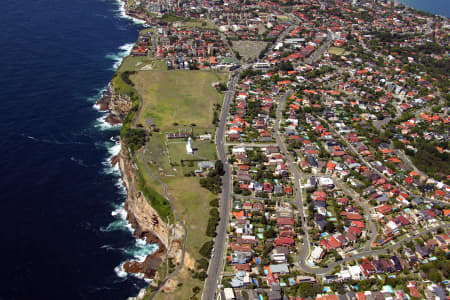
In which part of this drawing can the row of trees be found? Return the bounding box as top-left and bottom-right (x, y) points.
(200, 160), (225, 194)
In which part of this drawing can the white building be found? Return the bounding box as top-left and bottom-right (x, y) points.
(224, 288), (235, 300)
(349, 265), (362, 280)
(310, 247), (324, 262)
(186, 137), (193, 154)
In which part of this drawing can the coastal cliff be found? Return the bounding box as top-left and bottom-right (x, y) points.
(117, 148), (169, 277)
(98, 85), (185, 291)
(97, 86), (132, 125)
(122, 0), (151, 22)
(97, 5), (186, 296)
(117, 150), (185, 278)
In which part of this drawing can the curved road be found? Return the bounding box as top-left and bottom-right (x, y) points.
(301, 223), (450, 275)
(271, 91), (448, 276)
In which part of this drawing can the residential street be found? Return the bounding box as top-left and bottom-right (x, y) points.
(202, 72), (240, 300)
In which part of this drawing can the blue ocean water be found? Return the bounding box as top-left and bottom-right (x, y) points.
(395, 0), (450, 18)
(0, 0), (156, 299)
(0, 0), (448, 299)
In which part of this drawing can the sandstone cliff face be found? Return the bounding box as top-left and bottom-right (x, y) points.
(118, 148), (170, 248)
(116, 149), (170, 279)
(97, 86), (132, 125)
(102, 60), (184, 297)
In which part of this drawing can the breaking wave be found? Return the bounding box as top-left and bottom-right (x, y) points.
(105, 42), (135, 70)
(112, 0), (147, 25)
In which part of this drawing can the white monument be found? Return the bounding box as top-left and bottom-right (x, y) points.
(186, 137), (193, 154)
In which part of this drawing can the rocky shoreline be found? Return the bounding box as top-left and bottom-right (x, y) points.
(97, 87), (170, 284)
(96, 86), (132, 125)
(96, 3), (187, 297)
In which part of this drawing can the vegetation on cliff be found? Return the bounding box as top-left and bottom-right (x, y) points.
(136, 169), (174, 223)
(123, 128), (147, 153)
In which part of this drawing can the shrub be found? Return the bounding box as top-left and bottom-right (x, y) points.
(199, 241), (214, 258)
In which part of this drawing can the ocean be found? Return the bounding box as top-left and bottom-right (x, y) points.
(0, 0), (156, 299)
(394, 0), (450, 18)
(0, 0), (447, 299)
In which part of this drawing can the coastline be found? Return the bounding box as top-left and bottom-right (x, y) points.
(96, 72), (169, 297)
(95, 2), (181, 297)
(389, 0), (450, 18)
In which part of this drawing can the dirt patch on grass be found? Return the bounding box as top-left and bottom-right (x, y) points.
(232, 40), (268, 61)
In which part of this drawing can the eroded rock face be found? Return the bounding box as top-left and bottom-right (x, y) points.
(109, 93), (184, 285)
(96, 86), (132, 125)
(118, 147), (171, 278)
(123, 240), (165, 278)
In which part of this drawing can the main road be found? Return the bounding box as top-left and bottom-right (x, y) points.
(202, 71), (240, 300)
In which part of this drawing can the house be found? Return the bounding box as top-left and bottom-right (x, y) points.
(371, 259), (384, 274)
(361, 259), (375, 276)
(231, 251), (252, 264)
(349, 265), (362, 280)
(310, 246), (325, 262)
(380, 258), (395, 273)
(407, 282), (421, 298)
(415, 245), (430, 259)
(390, 256), (402, 272)
(271, 253), (287, 263)
(268, 284), (282, 300)
(377, 204), (392, 215)
(274, 237), (294, 247)
(269, 264), (289, 275)
(277, 217), (294, 227)
(404, 248), (418, 263)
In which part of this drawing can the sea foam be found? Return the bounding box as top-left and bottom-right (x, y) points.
(105, 42), (135, 70)
(101, 138), (121, 176)
(113, 0), (147, 25)
(95, 115), (122, 131)
(107, 203), (159, 282)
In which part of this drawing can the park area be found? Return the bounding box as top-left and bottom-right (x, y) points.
(127, 68), (226, 299)
(131, 70), (228, 130)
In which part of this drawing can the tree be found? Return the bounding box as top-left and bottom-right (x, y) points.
(196, 258), (209, 270)
(265, 227), (276, 239)
(297, 283), (316, 297)
(428, 270), (443, 282)
(199, 241), (213, 258)
(325, 222), (335, 233)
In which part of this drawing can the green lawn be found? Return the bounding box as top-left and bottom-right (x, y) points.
(329, 46), (345, 55)
(119, 56), (167, 72)
(145, 132), (175, 175)
(128, 65), (226, 299)
(167, 140), (217, 164)
(131, 70), (228, 130)
(138, 160), (216, 300)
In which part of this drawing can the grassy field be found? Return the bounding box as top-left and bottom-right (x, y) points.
(120, 56), (167, 72)
(328, 46), (345, 55)
(145, 132), (176, 175)
(139, 151), (216, 300)
(127, 60), (226, 298)
(159, 16), (217, 30)
(111, 57), (166, 95)
(167, 140), (217, 164)
(152, 175), (215, 300)
(131, 70), (228, 130)
(232, 40), (268, 61)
